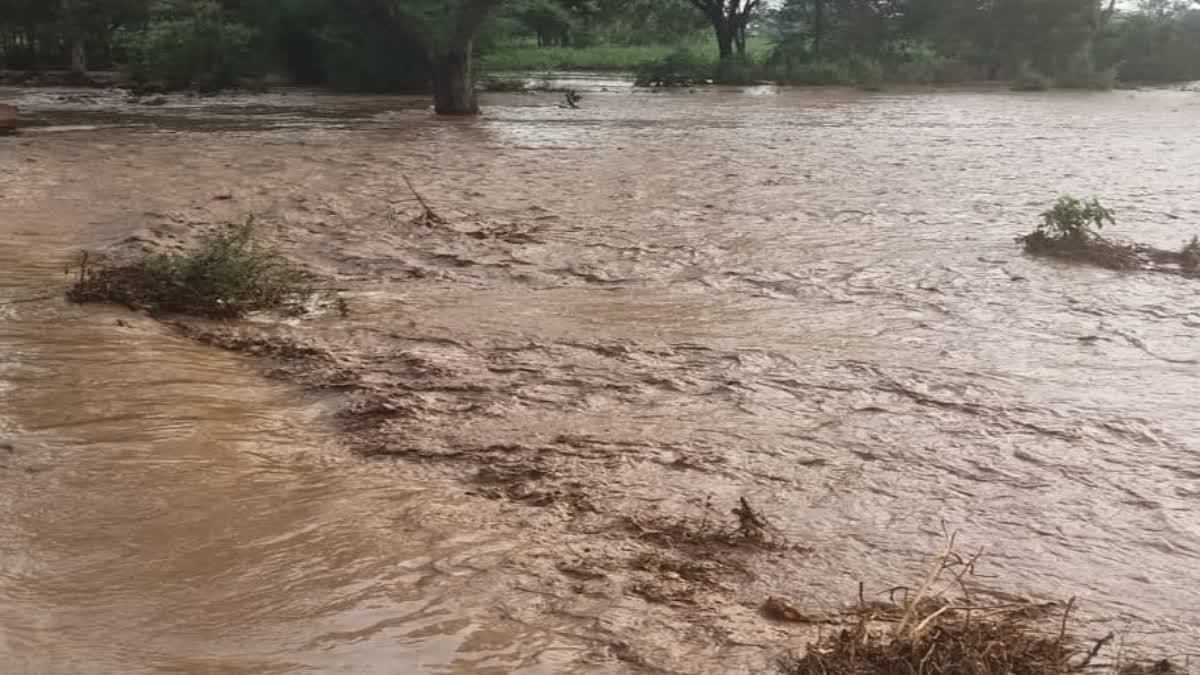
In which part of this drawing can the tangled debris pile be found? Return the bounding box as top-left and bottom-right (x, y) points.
(1020, 197), (1199, 277)
(67, 222), (317, 318)
(778, 536), (1190, 675)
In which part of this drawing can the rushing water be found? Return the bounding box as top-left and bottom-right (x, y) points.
(1, 83), (1199, 671)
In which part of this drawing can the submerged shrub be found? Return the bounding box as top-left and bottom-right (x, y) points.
(69, 222), (313, 318)
(634, 50), (711, 87)
(1054, 50), (1116, 89)
(1011, 62), (1052, 91)
(480, 76), (531, 92)
(772, 60), (852, 85)
(1181, 236), (1200, 271)
(1020, 196), (1142, 270)
(1038, 196), (1115, 239)
(887, 56), (973, 84)
(715, 58), (759, 85)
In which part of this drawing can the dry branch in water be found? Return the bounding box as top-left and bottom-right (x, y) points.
(402, 174), (445, 225)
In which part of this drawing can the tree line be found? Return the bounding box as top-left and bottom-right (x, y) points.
(2, 0), (1198, 114)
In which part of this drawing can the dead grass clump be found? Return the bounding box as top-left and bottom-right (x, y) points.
(68, 222), (313, 318)
(781, 612), (1073, 675)
(778, 534), (1189, 675)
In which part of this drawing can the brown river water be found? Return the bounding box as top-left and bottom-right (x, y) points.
(1, 82), (1199, 672)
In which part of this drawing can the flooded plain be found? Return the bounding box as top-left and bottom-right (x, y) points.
(1, 83), (1198, 672)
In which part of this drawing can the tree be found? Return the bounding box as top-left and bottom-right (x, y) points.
(511, 0), (573, 46)
(372, 0), (507, 114)
(686, 0), (762, 60)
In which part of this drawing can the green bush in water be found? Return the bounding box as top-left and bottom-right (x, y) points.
(69, 222), (313, 318)
(1038, 196), (1115, 240)
(120, 1), (257, 92)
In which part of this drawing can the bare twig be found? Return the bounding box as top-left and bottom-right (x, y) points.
(402, 174), (444, 225)
(1058, 597), (1076, 647)
(896, 530), (957, 637)
(1077, 632), (1114, 670)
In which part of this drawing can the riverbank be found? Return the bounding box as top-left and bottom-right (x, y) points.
(7, 86), (1199, 670)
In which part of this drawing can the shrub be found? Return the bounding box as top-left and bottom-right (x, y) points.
(849, 55), (884, 89)
(772, 60), (853, 86)
(1011, 62), (1052, 91)
(120, 2), (257, 92)
(1054, 51), (1116, 89)
(480, 76), (531, 92)
(887, 56), (974, 84)
(68, 222), (314, 318)
(634, 50), (712, 87)
(879, 41), (973, 84)
(715, 58), (759, 85)
(1038, 196), (1115, 240)
(1020, 196), (1141, 270)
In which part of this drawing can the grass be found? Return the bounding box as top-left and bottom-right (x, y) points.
(68, 222), (314, 318)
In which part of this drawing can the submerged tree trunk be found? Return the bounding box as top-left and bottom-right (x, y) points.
(61, 0), (86, 75)
(69, 39), (86, 74)
(432, 45), (478, 115)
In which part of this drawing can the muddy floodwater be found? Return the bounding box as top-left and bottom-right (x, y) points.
(1, 83), (1199, 672)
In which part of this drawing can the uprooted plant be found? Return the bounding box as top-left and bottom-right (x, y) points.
(1020, 196), (1199, 276)
(68, 221), (316, 318)
(777, 532), (1188, 675)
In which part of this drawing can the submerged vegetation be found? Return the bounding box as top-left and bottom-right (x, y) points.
(68, 222), (314, 318)
(1021, 197), (1200, 277)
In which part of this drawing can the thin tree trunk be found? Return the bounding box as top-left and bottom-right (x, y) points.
(432, 45), (478, 115)
(61, 0), (86, 74)
(69, 39), (86, 74)
(813, 0), (826, 57)
(714, 22), (734, 60)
